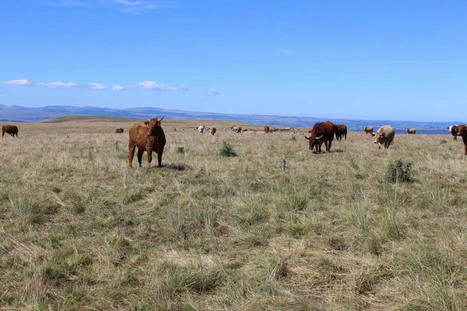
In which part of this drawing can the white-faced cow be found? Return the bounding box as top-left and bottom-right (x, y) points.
(373, 125), (395, 149)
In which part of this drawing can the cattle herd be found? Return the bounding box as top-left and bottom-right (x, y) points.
(1, 120), (466, 169)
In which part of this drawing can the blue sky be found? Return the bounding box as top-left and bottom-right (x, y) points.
(1, 0), (466, 121)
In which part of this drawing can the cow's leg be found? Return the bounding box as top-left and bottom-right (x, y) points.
(137, 148), (144, 167)
(344, 133), (347, 140)
(146, 147), (153, 167)
(157, 147), (164, 167)
(128, 143), (136, 168)
(328, 139), (332, 151)
(1, 131), (4, 137)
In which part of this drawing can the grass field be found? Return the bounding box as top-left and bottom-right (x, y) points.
(0, 117), (465, 310)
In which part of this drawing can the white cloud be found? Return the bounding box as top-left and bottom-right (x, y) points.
(37, 81), (77, 88)
(209, 87), (219, 95)
(2, 79), (32, 86)
(138, 80), (187, 91)
(282, 49), (296, 55)
(112, 84), (124, 91)
(138, 80), (165, 90)
(89, 82), (105, 90)
(115, 0), (162, 13)
(166, 83), (188, 92)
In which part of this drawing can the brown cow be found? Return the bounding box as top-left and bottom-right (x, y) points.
(115, 128), (124, 133)
(2, 125), (18, 137)
(128, 117), (166, 168)
(449, 125), (458, 140)
(363, 126), (373, 135)
(406, 128), (416, 134)
(305, 121), (336, 153)
(455, 125), (466, 155)
(335, 124), (347, 140)
(264, 126), (270, 133)
(210, 127), (217, 135)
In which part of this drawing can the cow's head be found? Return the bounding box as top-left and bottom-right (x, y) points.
(374, 130), (384, 145)
(304, 134), (323, 150)
(146, 117), (164, 136)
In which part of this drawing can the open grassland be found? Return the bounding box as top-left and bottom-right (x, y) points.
(0, 118), (466, 311)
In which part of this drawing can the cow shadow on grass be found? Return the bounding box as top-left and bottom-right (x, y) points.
(312, 149), (344, 154)
(157, 163), (192, 171)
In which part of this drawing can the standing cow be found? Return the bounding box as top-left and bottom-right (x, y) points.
(128, 117), (166, 168)
(373, 125), (395, 149)
(335, 124), (347, 140)
(363, 126), (374, 135)
(264, 126), (270, 133)
(210, 127), (217, 135)
(197, 125), (206, 134)
(231, 126), (242, 133)
(449, 125), (458, 140)
(2, 125), (18, 137)
(406, 128), (416, 134)
(455, 125), (466, 155)
(305, 121), (336, 153)
(115, 128), (124, 133)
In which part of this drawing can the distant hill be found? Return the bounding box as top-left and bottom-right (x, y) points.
(0, 104), (460, 134)
(42, 115), (144, 123)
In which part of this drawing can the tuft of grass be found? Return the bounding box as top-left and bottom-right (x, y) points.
(219, 141), (237, 157)
(176, 146), (185, 153)
(159, 262), (225, 294)
(385, 159), (414, 183)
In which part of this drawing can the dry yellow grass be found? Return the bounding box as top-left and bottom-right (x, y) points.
(0, 117), (465, 310)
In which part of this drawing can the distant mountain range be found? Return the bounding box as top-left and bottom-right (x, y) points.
(0, 104), (461, 134)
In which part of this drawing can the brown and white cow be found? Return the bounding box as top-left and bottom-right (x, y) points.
(363, 126), (374, 135)
(231, 126), (242, 133)
(305, 121), (336, 153)
(335, 124), (347, 140)
(373, 125), (395, 149)
(406, 128), (416, 134)
(2, 125), (18, 137)
(128, 118), (166, 168)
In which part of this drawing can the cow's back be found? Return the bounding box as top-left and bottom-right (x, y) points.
(379, 125), (395, 142)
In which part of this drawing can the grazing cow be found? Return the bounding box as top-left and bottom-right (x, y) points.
(304, 121), (336, 153)
(335, 124), (347, 140)
(231, 126), (242, 133)
(455, 125), (467, 155)
(2, 125), (18, 137)
(128, 117), (166, 168)
(373, 125), (395, 149)
(363, 126), (374, 135)
(264, 126), (270, 133)
(449, 125), (458, 140)
(406, 128), (416, 134)
(210, 127), (217, 135)
(115, 128), (124, 133)
(197, 125), (206, 133)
